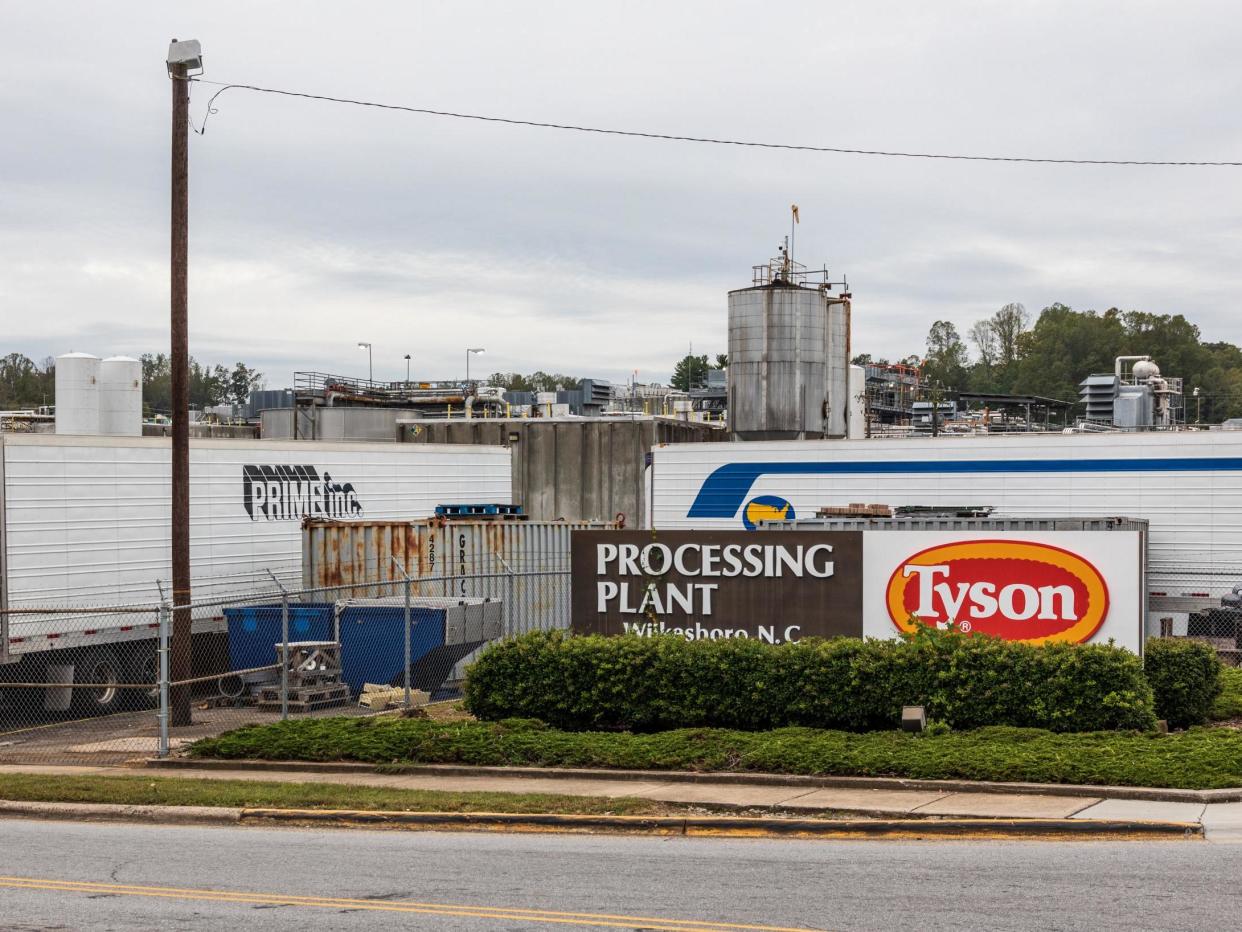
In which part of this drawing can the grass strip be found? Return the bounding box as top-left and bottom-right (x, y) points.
(188, 717), (1242, 790)
(1211, 668), (1242, 721)
(0, 772), (689, 816)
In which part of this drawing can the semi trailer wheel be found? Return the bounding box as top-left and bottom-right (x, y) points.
(70, 647), (123, 715)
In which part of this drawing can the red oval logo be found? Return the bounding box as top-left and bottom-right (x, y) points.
(885, 540), (1109, 645)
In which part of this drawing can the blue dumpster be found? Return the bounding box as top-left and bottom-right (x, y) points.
(224, 603), (334, 674)
(336, 604), (447, 696)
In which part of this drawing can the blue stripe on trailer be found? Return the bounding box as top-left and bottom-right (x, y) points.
(686, 456), (1242, 519)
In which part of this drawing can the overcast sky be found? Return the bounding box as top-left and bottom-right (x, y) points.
(4, 2), (1242, 388)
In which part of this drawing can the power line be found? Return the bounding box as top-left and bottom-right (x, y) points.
(188, 78), (1242, 167)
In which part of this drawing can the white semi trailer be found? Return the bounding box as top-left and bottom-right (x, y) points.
(0, 434), (510, 712)
(650, 430), (1242, 632)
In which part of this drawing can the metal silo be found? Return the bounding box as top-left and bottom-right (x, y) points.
(99, 356), (143, 436)
(727, 251), (851, 440)
(54, 352), (101, 435)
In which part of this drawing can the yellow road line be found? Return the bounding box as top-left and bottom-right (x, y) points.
(0, 875), (826, 932)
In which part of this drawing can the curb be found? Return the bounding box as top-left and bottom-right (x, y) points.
(0, 799), (241, 825)
(147, 757), (1242, 804)
(0, 798), (1204, 839)
(231, 808), (1205, 839)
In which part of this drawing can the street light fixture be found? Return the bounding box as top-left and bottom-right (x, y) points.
(165, 39), (203, 76)
(466, 347), (485, 385)
(404, 354), (411, 383)
(357, 342), (372, 383)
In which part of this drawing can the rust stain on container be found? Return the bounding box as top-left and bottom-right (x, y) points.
(302, 518), (618, 633)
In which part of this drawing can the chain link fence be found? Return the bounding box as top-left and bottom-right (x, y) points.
(5, 556), (1242, 765)
(0, 568), (570, 766)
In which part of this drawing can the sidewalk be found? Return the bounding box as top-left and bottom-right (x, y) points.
(7, 761), (1239, 840)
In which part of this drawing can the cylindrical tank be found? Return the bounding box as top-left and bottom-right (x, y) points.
(847, 364), (866, 440)
(54, 352), (101, 435)
(99, 356), (143, 436)
(727, 284), (850, 440)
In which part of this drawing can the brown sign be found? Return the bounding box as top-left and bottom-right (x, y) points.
(571, 530), (863, 643)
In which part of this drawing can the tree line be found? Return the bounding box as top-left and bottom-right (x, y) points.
(0, 353), (55, 409)
(857, 303), (1242, 423)
(0, 352), (263, 414)
(486, 371), (584, 393)
(140, 355), (263, 414)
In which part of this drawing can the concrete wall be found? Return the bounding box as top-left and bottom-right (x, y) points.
(143, 423), (260, 439)
(259, 408), (724, 526)
(405, 418), (723, 526)
(261, 407), (427, 442)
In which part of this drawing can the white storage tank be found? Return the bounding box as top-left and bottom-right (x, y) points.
(848, 364), (866, 439)
(727, 265), (851, 440)
(99, 356), (143, 436)
(54, 352), (101, 435)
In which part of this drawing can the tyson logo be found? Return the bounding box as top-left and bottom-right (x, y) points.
(741, 496), (796, 530)
(885, 540), (1109, 645)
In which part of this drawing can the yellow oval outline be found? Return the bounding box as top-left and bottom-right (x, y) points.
(885, 540), (1109, 645)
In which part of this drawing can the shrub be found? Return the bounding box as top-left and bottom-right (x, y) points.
(1144, 638), (1223, 728)
(463, 628), (1158, 733)
(1212, 668), (1242, 721)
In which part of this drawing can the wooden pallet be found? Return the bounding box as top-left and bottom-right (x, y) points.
(257, 682), (350, 713)
(815, 503), (894, 518)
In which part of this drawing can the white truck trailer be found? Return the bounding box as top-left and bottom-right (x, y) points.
(650, 430), (1242, 633)
(0, 434), (510, 712)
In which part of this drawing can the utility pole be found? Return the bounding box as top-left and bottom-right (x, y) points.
(166, 39), (201, 727)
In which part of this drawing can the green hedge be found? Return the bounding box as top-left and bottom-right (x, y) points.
(188, 718), (1242, 790)
(463, 629), (1158, 733)
(1144, 638), (1223, 728)
(1212, 668), (1242, 721)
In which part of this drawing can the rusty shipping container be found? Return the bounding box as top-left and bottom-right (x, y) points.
(302, 518), (619, 635)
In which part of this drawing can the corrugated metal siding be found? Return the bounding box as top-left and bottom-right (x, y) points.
(303, 518), (617, 633)
(651, 432), (1242, 601)
(0, 435), (511, 608)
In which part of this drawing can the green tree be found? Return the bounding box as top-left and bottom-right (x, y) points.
(0, 353), (54, 408)
(921, 320), (969, 389)
(141, 353), (171, 412)
(992, 302), (1029, 366)
(865, 302), (1242, 421)
(486, 372), (533, 392)
(1010, 304), (1123, 400)
(714, 353), (729, 369)
(228, 362), (264, 407)
(851, 353), (895, 367)
(189, 361), (229, 409)
(485, 372), (581, 392)
(141, 353), (239, 412)
(671, 354), (711, 391)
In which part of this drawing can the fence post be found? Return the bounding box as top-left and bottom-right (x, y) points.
(497, 554), (516, 636)
(391, 557), (413, 710)
(157, 602), (170, 759)
(403, 574), (412, 710)
(265, 569), (290, 722)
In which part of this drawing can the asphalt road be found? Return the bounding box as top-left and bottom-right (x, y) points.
(1, 819), (1239, 931)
